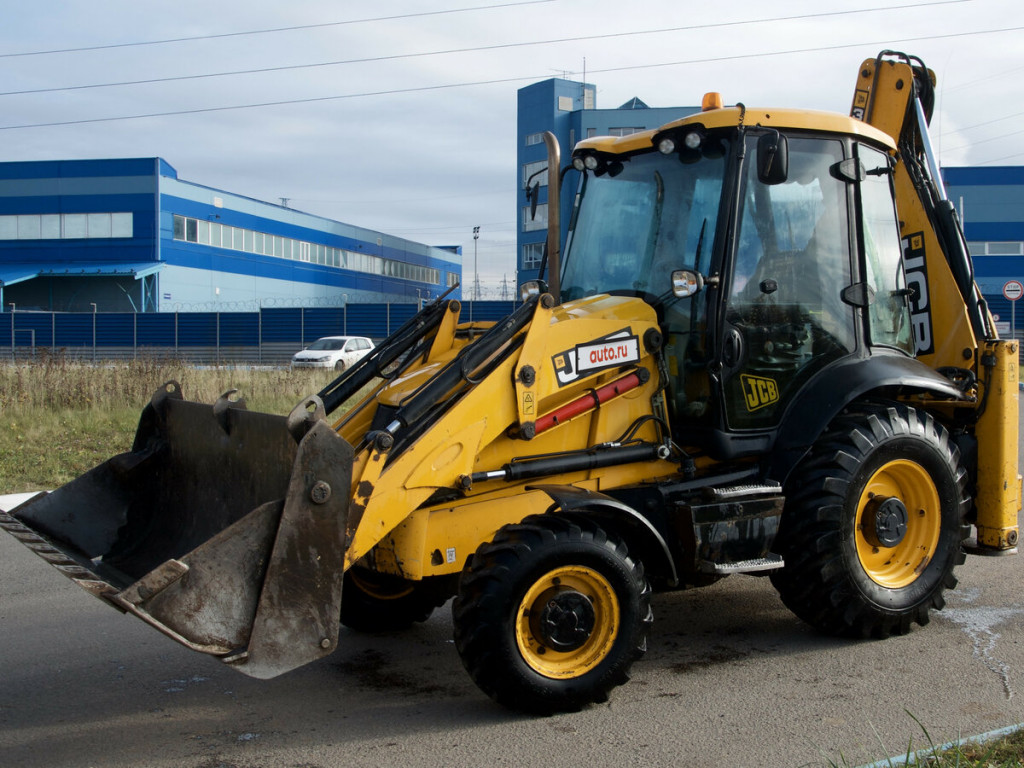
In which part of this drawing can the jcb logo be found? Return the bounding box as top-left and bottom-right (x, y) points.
(741, 374), (779, 412)
(902, 232), (934, 356)
(851, 89), (869, 120)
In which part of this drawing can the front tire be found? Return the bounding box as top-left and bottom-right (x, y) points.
(771, 403), (969, 638)
(340, 568), (447, 632)
(453, 515), (651, 714)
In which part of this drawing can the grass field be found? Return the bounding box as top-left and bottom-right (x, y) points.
(0, 355), (334, 492)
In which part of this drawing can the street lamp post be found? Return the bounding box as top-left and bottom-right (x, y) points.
(342, 293), (348, 335)
(90, 303), (97, 362)
(472, 226), (480, 321)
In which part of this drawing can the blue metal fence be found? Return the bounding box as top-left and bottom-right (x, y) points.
(2, 299), (522, 363)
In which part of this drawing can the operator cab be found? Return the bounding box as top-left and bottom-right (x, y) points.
(559, 110), (913, 460)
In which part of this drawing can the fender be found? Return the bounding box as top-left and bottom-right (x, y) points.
(527, 484), (679, 587)
(769, 350), (968, 483)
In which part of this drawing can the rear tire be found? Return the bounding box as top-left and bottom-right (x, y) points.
(771, 403), (969, 638)
(453, 515), (651, 714)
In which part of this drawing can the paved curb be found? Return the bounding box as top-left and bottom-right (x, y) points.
(0, 491), (45, 512)
(860, 721), (1024, 767)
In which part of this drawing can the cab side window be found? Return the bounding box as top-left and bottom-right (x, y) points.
(858, 145), (914, 354)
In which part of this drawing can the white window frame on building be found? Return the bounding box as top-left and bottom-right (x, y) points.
(968, 241), (1024, 256)
(171, 213), (443, 285)
(522, 242), (545, 269)
(0, 212), (133, 240)
(522, 160), (549, 187)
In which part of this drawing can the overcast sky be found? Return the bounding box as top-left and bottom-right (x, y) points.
(0, 0), (1020, 289)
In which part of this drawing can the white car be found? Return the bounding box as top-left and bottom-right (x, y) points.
(291, 336), (374, 370)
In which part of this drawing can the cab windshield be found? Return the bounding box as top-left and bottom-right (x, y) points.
(560, 138), (730, 303)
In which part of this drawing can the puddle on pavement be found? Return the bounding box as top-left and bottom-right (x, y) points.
(940, 587), (1024, 699)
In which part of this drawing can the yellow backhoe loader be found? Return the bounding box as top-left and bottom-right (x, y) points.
(2, 51), (1018, 714)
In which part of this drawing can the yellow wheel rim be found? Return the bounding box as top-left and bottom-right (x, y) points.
(855, 459), (941, 589)
(348, 569), (415, 601)
(515, 565), (619, 680)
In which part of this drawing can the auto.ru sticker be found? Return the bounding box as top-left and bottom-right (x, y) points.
(552, 329), (639, 386)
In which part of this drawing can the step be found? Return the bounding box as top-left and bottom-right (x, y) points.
(705, 482), (782, 501)
(699, 554), (784, 575)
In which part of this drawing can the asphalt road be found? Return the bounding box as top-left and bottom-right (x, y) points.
(2, 436), (1024, 768)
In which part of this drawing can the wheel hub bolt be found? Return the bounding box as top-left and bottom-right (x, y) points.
(864, 495), (909, 548)
(538, 591), (595, 651)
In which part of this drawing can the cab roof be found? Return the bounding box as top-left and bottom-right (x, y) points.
(574, 106), (897, 156)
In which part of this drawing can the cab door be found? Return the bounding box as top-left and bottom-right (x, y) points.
(720, 134), (858, 430)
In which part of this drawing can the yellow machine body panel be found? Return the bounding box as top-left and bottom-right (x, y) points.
(975, 339), (1022, 549)
(576, 106), (896, 155)
(342, 294), (674, 572)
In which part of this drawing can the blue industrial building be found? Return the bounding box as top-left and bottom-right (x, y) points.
(0, 158), (462, 313)
(1, 114), (1021, 328)
(943, 166), (1024, 330)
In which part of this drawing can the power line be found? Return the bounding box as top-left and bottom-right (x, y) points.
(0, 1), (556, 59)
(976, 150), (1024, 165)
(943, 126), (1024, 154)
(939, 110), (1024, 137)
(4, 24), (1022, 132)
(387, 223), (516, 234)
(943, 62), (1024, 93)
(287, 189), (509, 206)
(0, 0), (969, 98)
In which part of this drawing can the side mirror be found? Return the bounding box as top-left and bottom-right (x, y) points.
(524, 164), (549, 221)
(671, 269), (705, 298)
(757, 130), (789, 185)
(520, 279), (549, 301)
(833, 157), (866, 182)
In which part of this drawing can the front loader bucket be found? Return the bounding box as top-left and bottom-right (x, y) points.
(0, 381), (354, 679)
